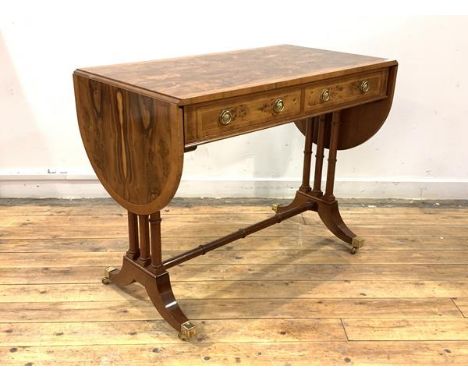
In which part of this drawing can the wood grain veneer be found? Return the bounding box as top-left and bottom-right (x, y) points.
(73, 74), (184, 214)
(72, 45), (398, 339)
(76, 45), (396, 105)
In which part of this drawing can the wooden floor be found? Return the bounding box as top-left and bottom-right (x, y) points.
(1, 198), (468, 365)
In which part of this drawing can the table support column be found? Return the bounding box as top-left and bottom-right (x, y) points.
(103, 209), (196, 340)
(324, 112), (340, 201)
(299, 118), (314, 193)
(126, 212), (139, 260)
(136, 215), (151, 267)
(312, 115), (326, 196)
(149, 212), (162, 271)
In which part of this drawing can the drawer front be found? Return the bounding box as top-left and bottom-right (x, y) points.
(186, 90), (301, 144)
(304, 69), (388, 113)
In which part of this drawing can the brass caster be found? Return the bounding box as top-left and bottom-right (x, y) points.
(102, 267), (117, 284)
(351, 236), (365, 255)
(178, 321), (197, 341)
(272, 204), (279, 213)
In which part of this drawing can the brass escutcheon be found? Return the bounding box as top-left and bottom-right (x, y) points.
(359, 80), (370, 94)
(273, 98), (285, 113)
(320, 89), (330, 102)
(219, 109), (233, 126)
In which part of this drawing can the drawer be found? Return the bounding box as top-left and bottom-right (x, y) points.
(304, 69), (388, 113)
(185, 89), (301, 144)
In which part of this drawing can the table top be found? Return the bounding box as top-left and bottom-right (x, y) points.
(75, 45), (396, 105)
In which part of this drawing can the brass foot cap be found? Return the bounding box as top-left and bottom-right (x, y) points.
(272, 204), (279, 212)
(352, 236), (365, 249)
(104, 266), (117, 278)
(351, 236), (365, 254)
(102, 267), (118, 284)
(178, 321), (197, 341)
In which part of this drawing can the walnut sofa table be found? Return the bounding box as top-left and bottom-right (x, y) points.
(73, 45), (397, 339)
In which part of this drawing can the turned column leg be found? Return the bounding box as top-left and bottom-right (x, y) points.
(324, 112), (340, 201)
(136, 215), (151, 267)
(149, 212), (162, 271)
(146, 211), (196, 340)
(315, 112), (364, 254)
(311, 114), (326, 197)
(127, 212), (139, 260)
(273, 113), (364, 253)
(102, 210), (196, 340)
(102, 211), (138, 286)
(299, 118), (314, 193)
(272, 118), (317, 213)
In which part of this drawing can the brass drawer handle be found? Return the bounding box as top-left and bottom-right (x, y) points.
(219, 109), (233, 126)
(320, 89), (330, 102)
(273, 98), (285, 113)
(359, 80), (370, 94)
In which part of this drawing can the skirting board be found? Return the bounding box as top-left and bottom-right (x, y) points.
(0, 174), (467, 200)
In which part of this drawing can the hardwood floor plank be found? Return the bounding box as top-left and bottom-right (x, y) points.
(2, 264), (468, 284)
(3, 223), (466, 239)
(0, 318), (346, 346)
(2, 201), (467, 216)
(343, 319), (468, 341)
(0, 341), (466, 365)
(0, 235), (466, 253)
(2, 280), (468, 302)
(3, 250), (468, 267)
(450, 298), (468, 318)
(3, 211), (468, 229)
(0, 298), (460, 323)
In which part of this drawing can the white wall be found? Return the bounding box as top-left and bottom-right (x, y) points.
(1, 3), (467, 199)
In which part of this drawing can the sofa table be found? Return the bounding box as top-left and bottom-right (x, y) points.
(73, 45), (398, 340)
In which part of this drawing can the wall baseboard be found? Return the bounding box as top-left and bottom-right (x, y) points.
(0, 174), (467, 199)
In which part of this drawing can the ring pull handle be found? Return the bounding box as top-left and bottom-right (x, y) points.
(273, 98), (285, 113)
(359, 80), (370, 94)
(219, 110), (233, 126)
(320, 89), (330, 102)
